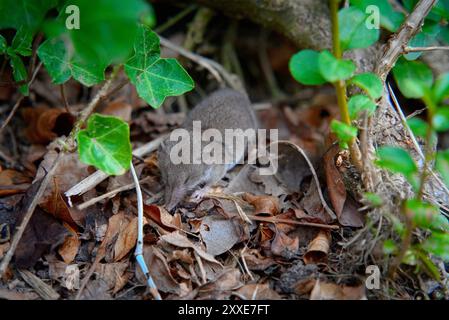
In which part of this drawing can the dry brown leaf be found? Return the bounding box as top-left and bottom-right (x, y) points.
(58, 225), (80, 263)
(271, 231), (299, 259)
(22, 106), (75, 144)
(95, 262), (129, 294)
(199, 214), (241, 256)
(324, 144), (346, 218)
(303, 230), (331, 265)
(233, 283), (282, 300)
(243, 193), (279, 216)
(310, 279), (367, 300)
(113, 216), (138, 261)
(197, 268), (243, 299)
(144, 204), (181, 231)
(101, 100), (132, 122)
(242, 249), (276, 271)
(0, 169), (31, 196)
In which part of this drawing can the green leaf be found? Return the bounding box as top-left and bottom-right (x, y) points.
(0, 0), (57, 32)
(392, 58), (433, 99)
(8, 53), (28, 95)
(423, 232), (449, 261)
(0, 35), (7, 54)
(318, 51), (355, 82)
(350, 0), (405, 32)
(77, 114), (132, 175)
(339, 7), (380, 51)
(330, 119), (357, 149)
(405, 199), (449, 232)
(37, 38), (105, 86)
(436, 149), (449, 189)
(383, 239), (397, 255)
(433, 107), (449, 132)
(348, 94), (377, 119)
(125, 25), (194, 108)
(433, 72), (449, 103)
(350, 72), (383, 99)
(363, 192), (383, 207)
(289, 50), (327, 85)
(375, 146), (418, 189)
(407, 117), (428, 138)
(11, 27), (33, 56)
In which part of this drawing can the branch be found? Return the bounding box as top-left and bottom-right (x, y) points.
(404, 46), (449, 53)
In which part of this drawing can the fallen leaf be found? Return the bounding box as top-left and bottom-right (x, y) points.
(197, 268), (243, 299)
(95, 262), (129, 294)
(144, 204), (181, 231)
(199, 214), (241, 256)
(233, 283), (281, 300)
(243, 193), (279, 215)
(0, 169), (31, 196)
(310, 279), (367, 300)
(324, 144), (346, 218)
(58, 225), (80, 263)
(64, 264), (80, 291)
(271, 231), (299, 259)
(242, 249), (276, 271)
(102, 100), (132, 122)
(303, 230), (331, 265)
(113, 216), (138, 261)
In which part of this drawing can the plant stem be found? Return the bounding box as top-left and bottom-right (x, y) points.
(329, 0), (363, 172)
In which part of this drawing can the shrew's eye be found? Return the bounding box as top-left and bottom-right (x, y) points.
(198, 181), (206, 189)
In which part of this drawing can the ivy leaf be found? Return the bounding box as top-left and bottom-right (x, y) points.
(77, 114), (132, 175)
(330, 119), (357, 149)
(289, 50), (327, 85)
(348, 94), (377, 119)
(0, 0), (57, 32)
(0, 35), (7, 54)
(37, 38), (105, 86)
(436, 149), (449, 189)
(350, 73), (383, 99)
(405, 199), (449, 233)
(392, 58), (433, 99)
(339, 7), (380, 51)
(433, 107), (449, 132)
(433, 72), (449, 103)
(350, 0), (405, 32)
(8, 53), (28, 95)
(375, 146), (418, 190)
(318, 51), (355, 82)
(407, 117), (428, 138)
(423, 232), (449, 261)
(125, 25), (194, 108)
(11, 27), (33, 56)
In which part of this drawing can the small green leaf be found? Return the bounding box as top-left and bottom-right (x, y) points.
(375, 146), (418, 189)
(37, 38), (105, 86)
(125, 25), (194, 108)
(318, 51), (355, 82)
(407, 117), (428, 138)
(8, 53), (28, 95)
(350, 73), (383, 99)
(433, 72), (449, 103)
(423, 232), (449, 261)
(436, 149), (449, 188)
(350, 0), (405, 32)
(348, 94), (377, 119)
(11, 27), (33, 56)
(402, 249), (418, 266)
(339, 7), (380, 51)
(383, 239), (397, 255)
(433, 107), (449, 132)
(405, 199), (449, 232)
(0, 35), (7, 54)
(289, 50), (327, 85)
(330, 119), (357, 149)
(77, 114), (132, 175)
(392, 58), (433, 99)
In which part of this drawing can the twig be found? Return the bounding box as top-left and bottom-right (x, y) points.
(246, 214), (339, 230)
(0, 67), (119, 278)
(404, 46), (449, 53)
(130, 162), (161, 300)
(154, 4), (198, 34)
(60, 84), (71, 114)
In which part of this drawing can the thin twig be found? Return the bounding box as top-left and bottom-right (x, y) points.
(246, 214), (339, 230)
(60, 84), (71, 114)
(130, 162), (162, 300)
(404, 46), (449, 53)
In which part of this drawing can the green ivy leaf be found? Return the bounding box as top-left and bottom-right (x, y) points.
(339, 7), (380, 51)
(0, 35), (7, 54)
(8, 53), (28, 95)
(289, 50), (327, 85)
(433, 72), (449, 103)
(392, 58), (433, 99)
(407, 117), (428, 138)
(318, 51), (355, 82)
(350, 72), (383, 99)
(37, 38), (105, 86)
(0, 0), (57, 32)
(433, 107), (449, 132)
(405, 199), (449, 232)
(423, 232), (449, 261)
(77, 114), (132, 175)
(330, 119), (357, 149)
(350, 0), (405, 32)
(436, 149), (449, 189)
(375, 146), (419, 189)
(348, 94), (377, 119)
(11, 27), (33, 56)
(125, 25), (194, 108)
